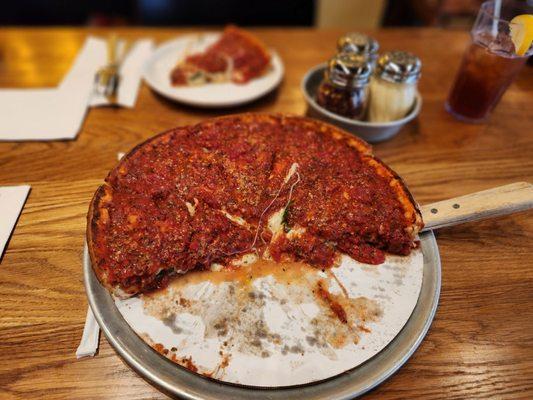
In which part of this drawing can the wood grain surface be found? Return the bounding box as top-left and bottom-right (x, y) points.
(0, 27), (532, 399)
(421, 182), (533, 231)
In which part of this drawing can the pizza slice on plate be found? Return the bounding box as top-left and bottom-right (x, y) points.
(170, 25), (271, 86)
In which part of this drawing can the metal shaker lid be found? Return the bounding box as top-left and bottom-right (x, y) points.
(337, 33), (379, 57)
(375, 51), (421, 84)
(326, 53), (372, 88)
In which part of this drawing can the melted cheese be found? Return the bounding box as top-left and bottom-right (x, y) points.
(231, 252), (258, 267)
(284, 162), (299, 184)
(267, 207), (285, 236)
(221, 210), (250, 228)
(286, 226), (306, 240)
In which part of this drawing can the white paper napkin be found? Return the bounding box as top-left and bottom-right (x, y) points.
(77, 152), (124, 359)
(0, 185), (31, 259)
(0, 37), (153, 141)
(0, 88), (91, 141)
(76, 294), (100, 359)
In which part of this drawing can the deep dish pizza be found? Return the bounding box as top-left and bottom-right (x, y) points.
(170, 25), (271, 86)
(88, 114), (423, 297)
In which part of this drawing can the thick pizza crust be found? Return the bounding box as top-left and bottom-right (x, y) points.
(363, 155), (423, 237)
(87, 185), (118, 295)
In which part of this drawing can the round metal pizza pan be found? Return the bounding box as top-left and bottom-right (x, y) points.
(84, 230), (441, 399)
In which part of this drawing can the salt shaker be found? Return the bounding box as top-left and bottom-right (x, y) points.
(368, 51), (421, 123)
(316, 53), (372, 120)
(337, 33), (379, 65)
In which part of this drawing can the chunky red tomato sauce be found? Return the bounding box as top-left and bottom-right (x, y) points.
(92, 115), (419, 294)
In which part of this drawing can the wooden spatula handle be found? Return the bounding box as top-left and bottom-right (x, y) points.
(420, 182), (533, 232)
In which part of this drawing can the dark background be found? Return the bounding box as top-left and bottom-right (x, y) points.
(0, 0), (487, 28)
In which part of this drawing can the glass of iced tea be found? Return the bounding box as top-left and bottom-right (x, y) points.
(446, 0), (533, 123)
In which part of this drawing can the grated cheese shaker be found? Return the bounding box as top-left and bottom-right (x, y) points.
(368, 51), (421, 123)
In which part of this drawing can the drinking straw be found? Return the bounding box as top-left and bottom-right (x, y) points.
(491, 0), (502, 37)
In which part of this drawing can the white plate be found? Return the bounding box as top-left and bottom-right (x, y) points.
(143, 33), (284, 107)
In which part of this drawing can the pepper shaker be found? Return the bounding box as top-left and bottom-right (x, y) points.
(316, 53), (372, 120)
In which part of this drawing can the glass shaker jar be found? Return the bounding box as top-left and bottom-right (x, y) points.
(368, 51), (421, 123)
(316, 53), (372, 120)
(337, 33), (379, 65)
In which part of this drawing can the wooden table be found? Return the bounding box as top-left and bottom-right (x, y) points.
(0, 27), (531, 399)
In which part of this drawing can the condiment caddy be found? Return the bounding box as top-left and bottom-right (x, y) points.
(301, 32), (422, 143)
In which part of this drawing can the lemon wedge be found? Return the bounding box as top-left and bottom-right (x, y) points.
(509, 14), (533, 56)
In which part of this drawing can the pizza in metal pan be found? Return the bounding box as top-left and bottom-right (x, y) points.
(87, 113), (423, 297)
